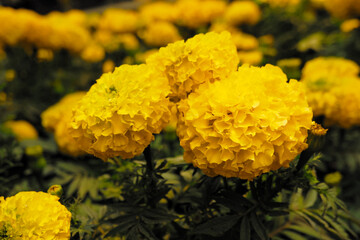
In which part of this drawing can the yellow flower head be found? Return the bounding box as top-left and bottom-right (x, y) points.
(177, 64), (313, 180)
(340, 18), (360, 32)
(81, 42), (105, 63)
(103, 59), (116, 73)
(146, 31), (239, 101)
(37, 48), (54, 62)
(324, 171), (342, 185)
(139, 1), (178, 23)
(238, 50), (263, 65)
(224, 1), (261, 26)
(69, 64), (171, 160)
(301, 57), (360, 128)
(118, 33), (140, 51)
(4, 120), (38, 141)
(175, 0), (226, 29)
(138, 21), (182, 47)
(261, 0), (301, 8)
(0, 191), (71, 240)
(98, 8), (139, 33)
(41, 92), (87, 157)
(324, 0), (360, 19)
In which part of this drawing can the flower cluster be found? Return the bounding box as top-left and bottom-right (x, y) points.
(41, 92), (87, 157)
(138, 21), (182, 47)
(146, 31), (239, 101)
(224, 1), (261, 26)
(69, 64), (171, 160)
(301, 57), (360, 128)
(0, 191), (71, 239)
(177, 64), (313, 180)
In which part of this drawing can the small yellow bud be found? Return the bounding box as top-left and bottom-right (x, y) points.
(5, 69), (16, 82)
(25, 145), (43, 157)
(324, 172), (342, 186)
(48, 185), (64, 198)
(310, 121), (328, 136)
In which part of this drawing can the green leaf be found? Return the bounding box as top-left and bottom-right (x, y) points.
(137, 223), (159, 240)
(105, 216), (137, 237)
(281, 230), (308, 240)
(250, 211), (268, 240)
(67, 174), (81, 197)
(240, 216), (251, 240)
(304, 189), (318, 208)
(191, 215), (241, 237)
(323, 215), (349, 239)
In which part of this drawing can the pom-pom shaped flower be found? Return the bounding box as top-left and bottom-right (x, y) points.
(42, 92), (87, 157)
(69, 64), (171, 160)
(224, 1), (261, 26)
(146, 31), (238, 101)
(177, 64), (313, 180)
(4, 120), (38, 141)
(0, 191), (71, 239)
(98, 8), (139, 33)
(301, 57), (360, 127)
(139, 1), (178, 23)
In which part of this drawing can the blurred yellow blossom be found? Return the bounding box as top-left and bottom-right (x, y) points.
(135, 49), (158, 63)
(146, 31), (239, 101)
(41, 92), (87, 157)
(98, 8), (139, 33)
(37, 48), (54, 61)
(69, 64), (171, 160)
(81, 42), (105, 62)
(4, 120), (38, 141)
(175, 0), (226, 29)
(261, 0), (301, 8)
(324, 0), (360, 19)
(118, 33), (139, 51)
(5, 69), (15, 82)
(224, 1), (261, 26)
(177, 64), (313, 180)
(340, 18), (360, 32)
(139, 1), (178, 23)
(138, 21), (182, 47)
(102, 59), (116, 73)
(238, 50), (263, 65)
(0, 191), (71, 239)
(25, 145), (43, 157)
(324, 172), (342, 185)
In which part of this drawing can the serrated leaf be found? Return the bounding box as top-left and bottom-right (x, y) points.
(240, 216), (251, 240)
(250, 211), (268, 240)
(105, 216), (137, 237)
(67, 174), (81, 197)
(323, 215), (349, 239)
(288, 224), (331, 240)
(192, 215), (241, 237)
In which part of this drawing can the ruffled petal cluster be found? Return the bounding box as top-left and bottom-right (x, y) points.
(177, 64), (313, 180)
(0, 191), (71, 240)
(41, 92), (87, 157)
(146, 31), (239, 101)
(69, 64), (171, 160)
(301, 57), (360, 128)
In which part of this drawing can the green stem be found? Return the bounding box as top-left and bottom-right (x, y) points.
(144, 145), (154, 173)
(296, 148), (313, 172)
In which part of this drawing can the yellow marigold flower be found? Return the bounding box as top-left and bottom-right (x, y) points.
(139, 1), (178, 23)
(4, 120), (38, 141)
(175, 0), (226, 29)
(0, 92), (6, 102)
(118, 33), (139, 51)
(323, 0), (360, 19)
(324, 172), (342, 186)
(261, 0), (301, 8)
(224, 1), (261, 26)
(177, 64), (313, 180)
(238, 50), (263, 65)
(69, 64), (171, 160)
(323, 79), (360, 128)
(138, 21), (182, 47)
(0, 191), (71, 239)
(41, 92), (87, 156)
(94, 30), (121, 52)
(103, 59), (116, 73)
(302, 57), (359, 81)
(37, 48), (54, 61)
(5, 69), (15, 82)
(231, 31), (259, 50)
(81, 42), (105, 62)
(98, 8), (139, 33)
(48, 185), (63, 197)
(146, 31), (239, 101)
(302, 57), (360, 128)
(25, 145), (43, 157)
(340, 18), (360, 32)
